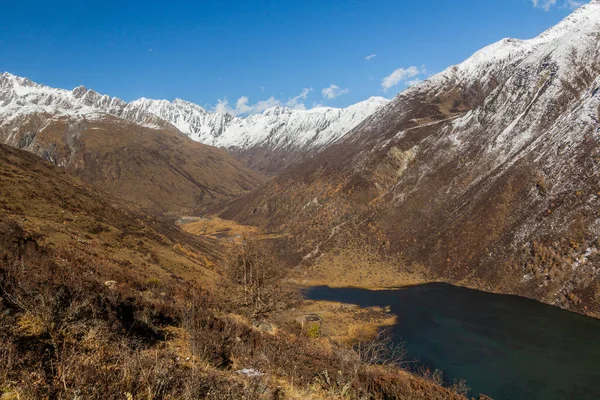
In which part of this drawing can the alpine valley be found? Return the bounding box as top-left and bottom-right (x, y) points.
(2, 2), (600, 399)
(2, 1), (600, 314)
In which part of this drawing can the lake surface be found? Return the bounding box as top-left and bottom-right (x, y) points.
(306, 283), (600, 400)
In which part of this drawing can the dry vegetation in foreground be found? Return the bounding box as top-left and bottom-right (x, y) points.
(0, 144), (478, 399)
(0, 219), (472, 400)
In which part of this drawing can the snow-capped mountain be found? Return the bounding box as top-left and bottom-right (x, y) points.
(0, 73), (171, 132)
(223, 1), (600, 316)
(400, 0), (600, 171)
(0, 74), (115, 122)
(125, 95), (389, 173)
(0, 73), (265, 213)
(124, 97), (233, 142)
(127, 96), (389, 151)
(0, 72), (389, 173)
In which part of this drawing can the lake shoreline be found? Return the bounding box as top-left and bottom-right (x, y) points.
(305, 283), (600, 400)
(298, 276), (600, 320)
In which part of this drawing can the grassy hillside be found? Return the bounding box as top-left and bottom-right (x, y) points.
(1, 114), (265, 215)
(0, 144), (472, 399)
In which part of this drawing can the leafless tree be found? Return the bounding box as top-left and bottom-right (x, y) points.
(353, 328), (409, 368)
(226, 237), (288, 318)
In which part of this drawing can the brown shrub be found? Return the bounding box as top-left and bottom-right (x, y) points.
(353, 328), (409, 368)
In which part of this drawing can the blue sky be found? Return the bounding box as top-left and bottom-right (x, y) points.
(0, 0), (588, 114)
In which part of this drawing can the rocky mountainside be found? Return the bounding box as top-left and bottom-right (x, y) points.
(0, 77), (265, 214)
(127, 96), (389, 174)
(222, 1), (600, 316)
(0, 72), (389, 174)
(0, 73), (168, 129)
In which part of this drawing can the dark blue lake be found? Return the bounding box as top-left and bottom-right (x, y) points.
(306, 283), (600, 400)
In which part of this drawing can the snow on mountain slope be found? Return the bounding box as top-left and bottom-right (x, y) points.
(0, 74), (110, 123)
(410, 0), (600, 95)
(214, 98), (389, 150)
(124, 95), (389, 173)
(124, 97), (233, 142)
(222, 1), (600, 316)
(0, 72), (389, 173)
(0, 73), (168, 131)
(126, 96), (389, 151)
(439, 0), (600, 159)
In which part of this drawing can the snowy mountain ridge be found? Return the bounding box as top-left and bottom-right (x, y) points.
(129, 96), (390, 151)
(0, 72), (390, 160)
(4, 0), (598, 173)
(409, 0), (600, 94)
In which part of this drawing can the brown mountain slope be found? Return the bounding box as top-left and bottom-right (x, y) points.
(0, 142), (221, 285)
(0, 144), (468, 399)
(222, 5), (600, 317)
(0, 113), (264, 214)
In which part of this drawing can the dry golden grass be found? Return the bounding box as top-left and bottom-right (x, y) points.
(180, 216), (260, 240)
(180, 216), (287, 244)
(16, 312), (46, 337)
(298, 246), (432, 289)
(290, 300), (397, 345)
(0, 142), (222, 293)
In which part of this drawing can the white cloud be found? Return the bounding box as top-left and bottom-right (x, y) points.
(214, 99), (230, 115)
(381, 66), (422, 91)
(531, 0), (557, 10)
(531, 0), (584, 10)
(365, 54), (376, 61)
(321, 84), (350, 100)
(406, 78), (422, 87)
(254, 98), (281, 113)
(212, 88), (315, 116)
(234, 96), (251, 114)
(286, 88), (313, 110)
(214, 96), (281, 116)
(565, 0), (584, 8)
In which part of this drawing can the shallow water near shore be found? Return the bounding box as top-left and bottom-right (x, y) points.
(306, 283), (600, 400)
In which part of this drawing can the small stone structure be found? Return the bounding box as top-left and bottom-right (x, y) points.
(296, 313), (323, 329)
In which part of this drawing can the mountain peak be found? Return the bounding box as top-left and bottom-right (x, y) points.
(71, 85), (89, 97)
(0, 72), (34, 89)
(533, 0), (600, 43)
(407, 1), (600, 96)
(172, 98), (206, 112)
(0, 71), (391, 173)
